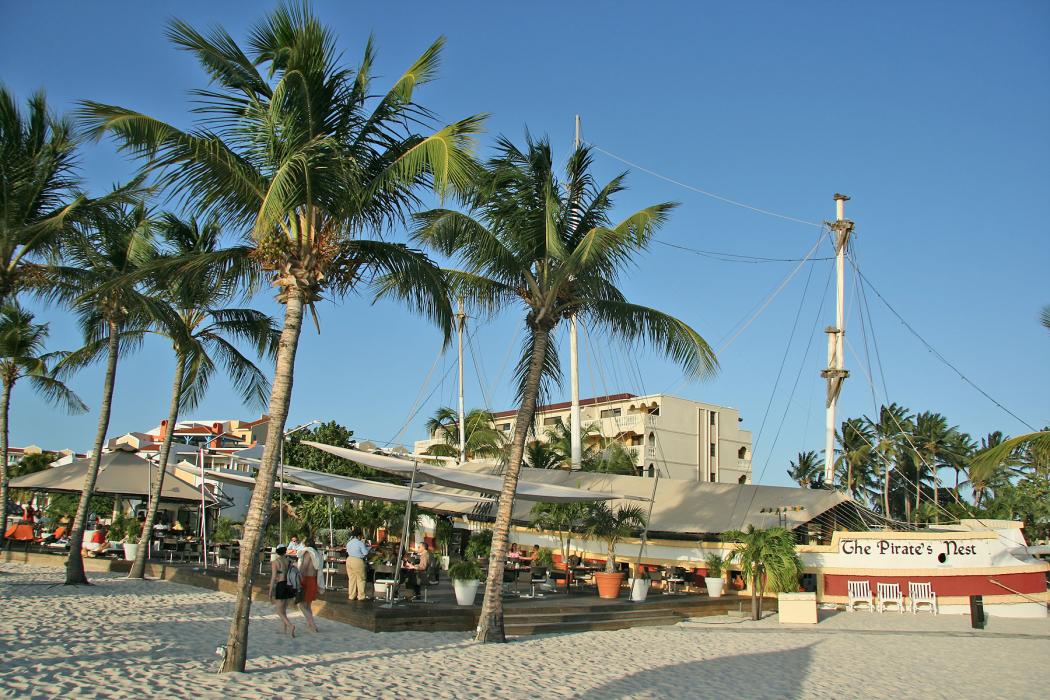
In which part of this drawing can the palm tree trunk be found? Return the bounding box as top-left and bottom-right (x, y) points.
(129, 354), (186, 578)
(0, 378), (13, 544)
(65, 322), (120, 585)
(750, 572), (759, 621)
(883, 467), (890, 518)
(933, 475), (939, 525)
(914, 464), (922, 522)
(220, 292), (304, 673)
(757, 566), (767, 620)
(476, 325), (551, 643)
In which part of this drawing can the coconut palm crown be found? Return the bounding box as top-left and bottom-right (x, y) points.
(413, 134), (718, 642)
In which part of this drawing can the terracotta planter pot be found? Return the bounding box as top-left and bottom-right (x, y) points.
(595, 571), (626, 599)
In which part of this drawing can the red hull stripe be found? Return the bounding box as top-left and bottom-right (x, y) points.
(823, 572), (1047, 597)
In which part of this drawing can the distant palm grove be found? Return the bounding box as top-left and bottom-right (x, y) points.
(1, 0), (1046, 673)
(787, 405), (1049, 535)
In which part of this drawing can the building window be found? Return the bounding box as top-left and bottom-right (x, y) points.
(649, 406), (660, 416)
(738, 475), (747, 484)
(498, 423), (511, 432)
(710, 443), (716, 457)
(629, 435), (643, 446)
(542, 416), (562, 426)
(738, 446), (747, 459)
(647, 464), (655, 478)
(600, 408), (621, 419)
(710, 411), (717, 426)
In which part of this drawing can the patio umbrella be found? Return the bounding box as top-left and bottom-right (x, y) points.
(9, 449), (210, 502)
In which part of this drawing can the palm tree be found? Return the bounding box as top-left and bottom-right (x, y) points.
(79, 5), (480, 671)
(586, 440), (639, 475)
(787, 450), (823, 488)
(423, 406), (506, 460)
(912, 411), (956, 523)
(128, 214), (279, 578)
(524, 440), (561, 470)
(836, 418), (875, 503)
(722, 525), (803, 621)
(542, 418), (601, 468)
(413, 135), (717, 642)
(48, 202), (172, 584)
(583, 501), (647, 573)
(867, 403), (912, 519)
(530, 501), (588, 569)
(1, 86), (137, 304)
(0, 303), (87, 540)
(969, 430), (1049, 507)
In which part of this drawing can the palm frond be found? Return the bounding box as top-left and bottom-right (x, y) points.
(584, 299), (717, 380)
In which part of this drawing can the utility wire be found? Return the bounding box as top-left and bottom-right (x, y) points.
(587, 142), (824, 229)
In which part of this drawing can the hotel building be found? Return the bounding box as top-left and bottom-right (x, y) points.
(414, 393), (753, 484)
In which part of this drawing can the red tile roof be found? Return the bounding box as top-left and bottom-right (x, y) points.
(492, 393), (637, 419)
(174, 426), (215, 435)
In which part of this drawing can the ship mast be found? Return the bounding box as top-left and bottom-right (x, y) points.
(456, 296), (467, 464)
(822, 194), (854, 485)
(570, 115), (583, 471)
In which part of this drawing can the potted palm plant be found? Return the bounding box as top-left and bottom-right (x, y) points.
(448, 559), (483, 606)
(118, 517), (142, 561)
(629, 567), (651, 602)
(722, 525), (803, 620)
(585, 502), (647, 599)
(703, 552), (729, 598)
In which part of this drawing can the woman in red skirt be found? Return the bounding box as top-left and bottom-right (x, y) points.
(296, 540), (323, 633)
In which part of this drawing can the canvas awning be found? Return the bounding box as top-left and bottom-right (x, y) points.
(204, 465), (494, 514)
(9, 450), (210, 502)
(301, 441), (640, 503)
(451, 461), (858, 533)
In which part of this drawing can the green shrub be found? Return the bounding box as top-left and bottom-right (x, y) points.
(448, 559), (483, 581)
(535, 547), (555, 568)
(464, 529), (492, 559)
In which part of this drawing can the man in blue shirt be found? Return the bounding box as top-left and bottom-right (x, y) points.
(345, 529), (371, 601)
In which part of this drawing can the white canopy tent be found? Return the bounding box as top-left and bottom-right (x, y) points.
(300, 441), (641, 503)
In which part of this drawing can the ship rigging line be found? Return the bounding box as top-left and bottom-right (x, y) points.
(587, 142), (825, 229)
(655, 239), (834, 264)
(846, 255), (1036, 432)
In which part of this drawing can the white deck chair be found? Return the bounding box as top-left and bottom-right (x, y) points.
(908, 582), (938, 614)
(876, 582), (905, 613)
(847, 580), (874, 612)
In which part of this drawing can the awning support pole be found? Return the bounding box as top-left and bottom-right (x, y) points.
(383, 459), (419, 608)
(633, 467), (661, 576)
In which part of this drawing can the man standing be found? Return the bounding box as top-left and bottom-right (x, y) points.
(345, 529), (370, 601)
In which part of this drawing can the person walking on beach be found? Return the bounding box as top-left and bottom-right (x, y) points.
(296, 540), (323, 633)
(269, 545), (297, 637)
(345, 529), (370, 601)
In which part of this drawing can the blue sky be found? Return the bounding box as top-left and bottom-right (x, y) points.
(3, 1), (1047, 487)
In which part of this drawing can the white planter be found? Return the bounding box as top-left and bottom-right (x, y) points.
(123, 543), (139, 561)
(440, 555), (451, 571)
(453, 579), (480, 606)
(630, 578), (651, 602)
(705, 577), (725, 598)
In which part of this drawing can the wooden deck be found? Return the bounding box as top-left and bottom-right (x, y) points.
(3, 549), (771, 635)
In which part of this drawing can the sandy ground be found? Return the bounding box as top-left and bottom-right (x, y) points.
(1, 563), (1046, 699)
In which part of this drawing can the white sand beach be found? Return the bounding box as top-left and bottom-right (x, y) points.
(1, 563), (1046, 699)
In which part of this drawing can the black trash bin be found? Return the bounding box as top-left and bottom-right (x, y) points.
(969, 594), (985, 629)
